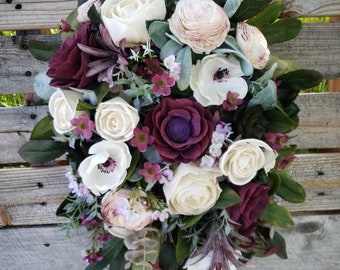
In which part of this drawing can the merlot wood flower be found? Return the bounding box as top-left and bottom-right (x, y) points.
(47, 22), (98, 89)
(78, 140), (132, 196)
(144, 97), (214, 163)
(168, 0), (230, 54)
(227, 182), (270, 229)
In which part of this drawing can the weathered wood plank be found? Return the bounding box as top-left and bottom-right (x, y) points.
(270, 22), (340, 79)
(282, 0), (340, 17)
(0, 1), (77, 31)
(1, 152), (339, 226)
(288, 93), (340, 149)
(0, 214), (339, 270)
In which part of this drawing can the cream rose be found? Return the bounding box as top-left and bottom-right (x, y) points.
(184, 251), (236, 270)
(168, 0), (230, 54)
(101, 0), (166, 47)
(236, 22), (270, 70)
(190, 54), (248, 106)
(95, 96), (139, 142)
(78, 140), (132, 196)
(219, 139), (277, 186)
(48, 89), (87, 134)
(101, 189), (153, 238)
(163, 162), (222, 216)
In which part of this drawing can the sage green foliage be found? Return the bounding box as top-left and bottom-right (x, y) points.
(260, 203), (294, 228)
(0, 94), (24, 107)
(28, 39), (61, 61)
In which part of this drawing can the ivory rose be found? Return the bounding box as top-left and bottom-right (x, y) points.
(190, 54), (248, 106)
(163, 162), (222, 215)
(48, 89), (87, 134)
(78, 140), (132, 196)
(184, 251), (236, 270)
(168, 0), (230, 54)
(219, 139), (277, 186)
(101, 0), (166, 47)
(101, 189), (153, 238)
(95, 96), (140, 142)
(236, 22), (270, 70)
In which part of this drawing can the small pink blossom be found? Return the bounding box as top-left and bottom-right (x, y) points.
(151, 72), (175, 96)
(139, 162), (162, 183)
(70, 114), (95, 139)
(130, 126), (154, 152)
(278, 155), (296, 169)
(222, 91), (244, 111)
(264, 132), (288, 151)
(83, 250), (103, 264)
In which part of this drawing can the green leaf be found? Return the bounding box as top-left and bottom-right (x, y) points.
(28, 40), (61, 61)
(266, 107), (298, 133)
(125, 149), (141, 181)
(97, 82), (112, 104)
(76, 99), (96, 110)
(278, 69), (323, 90)
(176, 46), (192, 90)
(257, 227), (288, 259)
(214, 185), (241, 209)
(149, 21), (170, 49)
(85, 238), (125, 270)
(232, 0), (272, 22)
(248, 80), (277, 110)
(247, 0), (283, 29)
(176, 230), (192, 263)
(261, 18), (302, 44)
(260, 203), (294, 228)
(18, 140), (67, 164)
(277, 170), (306, 203)
(267, 55), (300, 79)
(159, 240), (178, 270)
(87, 4), (102, 26)
(181, 214), (204, 230)
(160, 39), (183, 60)
(56, 193), (73, 217)
(30, 114), (54, 140)
(267, 170), (281, 195)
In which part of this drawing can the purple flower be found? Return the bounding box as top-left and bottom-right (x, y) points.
(130, 126), (154, 152)
(227, 182), (269, 229)
(70, 114), (95, 139)
(278, 155), (296, 169)
(222, 91), (244, 111)
(47, 22), (99, 89)
(139, 162), (162, 183)
(152, 72), (175, 96)
(264, 132), (288, 151)
(144, 97), (214, 163)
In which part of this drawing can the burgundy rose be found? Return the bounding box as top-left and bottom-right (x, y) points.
(144, 97), (214, 163)
(227, 182), (269, 229)
(47, 22), (98, 89)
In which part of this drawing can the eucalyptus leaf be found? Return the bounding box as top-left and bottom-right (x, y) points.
(33, 72), (57, 100)
(277, 170), (306, 203)
(248, 80), (277, 110)
(260, 203), (294, 228)
(261, 18), (302, 44)
(143, 146), (162, 164)
(176, 46), (192, 90)
(18, 140), (67, 164)
(224, 0), (244, 18)
(213, 185), (241, 209)
(30, 114), (54, 140)
(247, 0), (283, 28)
(160, 39), (183, 60)
(28, 40), (61, 61)
(268, 55), (300, 79)
(149, 21), (170, 49)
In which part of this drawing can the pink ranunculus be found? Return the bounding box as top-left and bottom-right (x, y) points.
(46, 22), (99, 89)
(168, 0), (230, 54)
(144, 97), (214, 163)
(236, 22), (270, 70)
(227, 182), (269, 229)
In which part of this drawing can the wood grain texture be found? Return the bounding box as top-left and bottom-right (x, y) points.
(282, 0), (340, 17)
(270, 22), (340, 79)
(0, 214), (339, 270)
(0, 1), (77, 31)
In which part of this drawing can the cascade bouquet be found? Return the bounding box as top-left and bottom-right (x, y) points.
(19, 0), (323, 269)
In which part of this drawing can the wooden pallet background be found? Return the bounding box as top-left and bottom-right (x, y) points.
(0, 0), (339, 269)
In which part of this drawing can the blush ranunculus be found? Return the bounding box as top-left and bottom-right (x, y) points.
(101, 189), (153, 238)
(168, 0), (230, 54)
(227, 182), (270, 229)
(144, 97), (214, 163)
(101, 0), (166, 47)
(46, 22), (99, 89)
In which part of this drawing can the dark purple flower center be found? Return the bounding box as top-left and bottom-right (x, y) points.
(98, 158), (117, 174)
(213, 68), (230, 82)
(165, 117), (191, 143)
